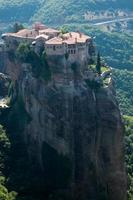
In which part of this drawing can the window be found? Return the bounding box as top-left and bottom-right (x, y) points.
(53, 46), (56, 51)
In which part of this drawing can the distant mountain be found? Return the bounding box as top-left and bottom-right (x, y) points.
(0, 0), (132, 24)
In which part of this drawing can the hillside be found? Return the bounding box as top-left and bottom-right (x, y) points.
(0, 0), (132, 24)
(0, 0), (39, 23)
(113, 69), (133, 116)
(124, 115), (133, 200)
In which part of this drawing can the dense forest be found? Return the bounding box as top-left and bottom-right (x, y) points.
(124, 116), (133, 200)
(113, 69), (133, 116)
(0, 0), (132, 23)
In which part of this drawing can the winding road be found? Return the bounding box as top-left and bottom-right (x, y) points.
(92, 16), (133, 26)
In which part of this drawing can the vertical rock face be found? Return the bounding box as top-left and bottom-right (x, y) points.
(1, 55), (127, 200)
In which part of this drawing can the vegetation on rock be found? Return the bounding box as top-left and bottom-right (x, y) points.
(0, 124), (17, 200)
(124, 115), (133, 200)
(96, 52), (101, 75)
(11, 23), (24, 33)
(16, 43), (51, 81)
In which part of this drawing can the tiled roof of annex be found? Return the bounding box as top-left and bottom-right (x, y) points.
(14, 29), (34, 36)
(45, 37), (63, 45)
(39, 28), (60, 34)
(45, 32), (91, 45)
(2, 27), (60, 40)
(4, 29), (38, 39)
(64, 32), (91, 43)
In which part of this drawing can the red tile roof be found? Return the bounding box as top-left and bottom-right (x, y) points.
(63, 32), (91, 43)
(46, 32), (91, 45)
(39, 28), (60, 34)
(45, 37), (63, 45)
(7, 29), (38, 38)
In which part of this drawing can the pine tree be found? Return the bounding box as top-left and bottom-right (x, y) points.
(96, 52), (101, 75)
(12, 23), (24, 33)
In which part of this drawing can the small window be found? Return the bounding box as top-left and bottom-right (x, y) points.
(53, 46), (56, 51)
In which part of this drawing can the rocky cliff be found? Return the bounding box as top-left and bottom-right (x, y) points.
(0, 50), (127, 200)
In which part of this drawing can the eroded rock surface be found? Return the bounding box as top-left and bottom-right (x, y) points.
(0, 53), (127, 200)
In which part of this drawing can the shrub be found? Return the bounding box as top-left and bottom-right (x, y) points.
(16, 43), (31, 62)
(16, 44), (51, 81)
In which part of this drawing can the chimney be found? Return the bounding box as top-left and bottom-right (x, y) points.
(69, 33), (72, 38)
(79, 32), (82, 38)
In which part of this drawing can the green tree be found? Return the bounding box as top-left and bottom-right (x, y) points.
(0, 183), (17, 200)
(12, 23), (24, 33)
(60, 26), (69, 34)
(96, 52), (101, 75)
(0, 125), (10, 173)
(0, 125), (17, 200)
(16, 43), (31, 62)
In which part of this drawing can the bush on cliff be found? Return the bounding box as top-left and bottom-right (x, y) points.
(11, 23), (24, 33)
(16, 43), (51, 81)
(40, 51), (51, 82)
(16, 43), (31, 62)
(0, 183), (17, 200)
(0, 125), (10, 175)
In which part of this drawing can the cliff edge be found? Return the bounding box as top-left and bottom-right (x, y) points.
(0, 45), (127, 200)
